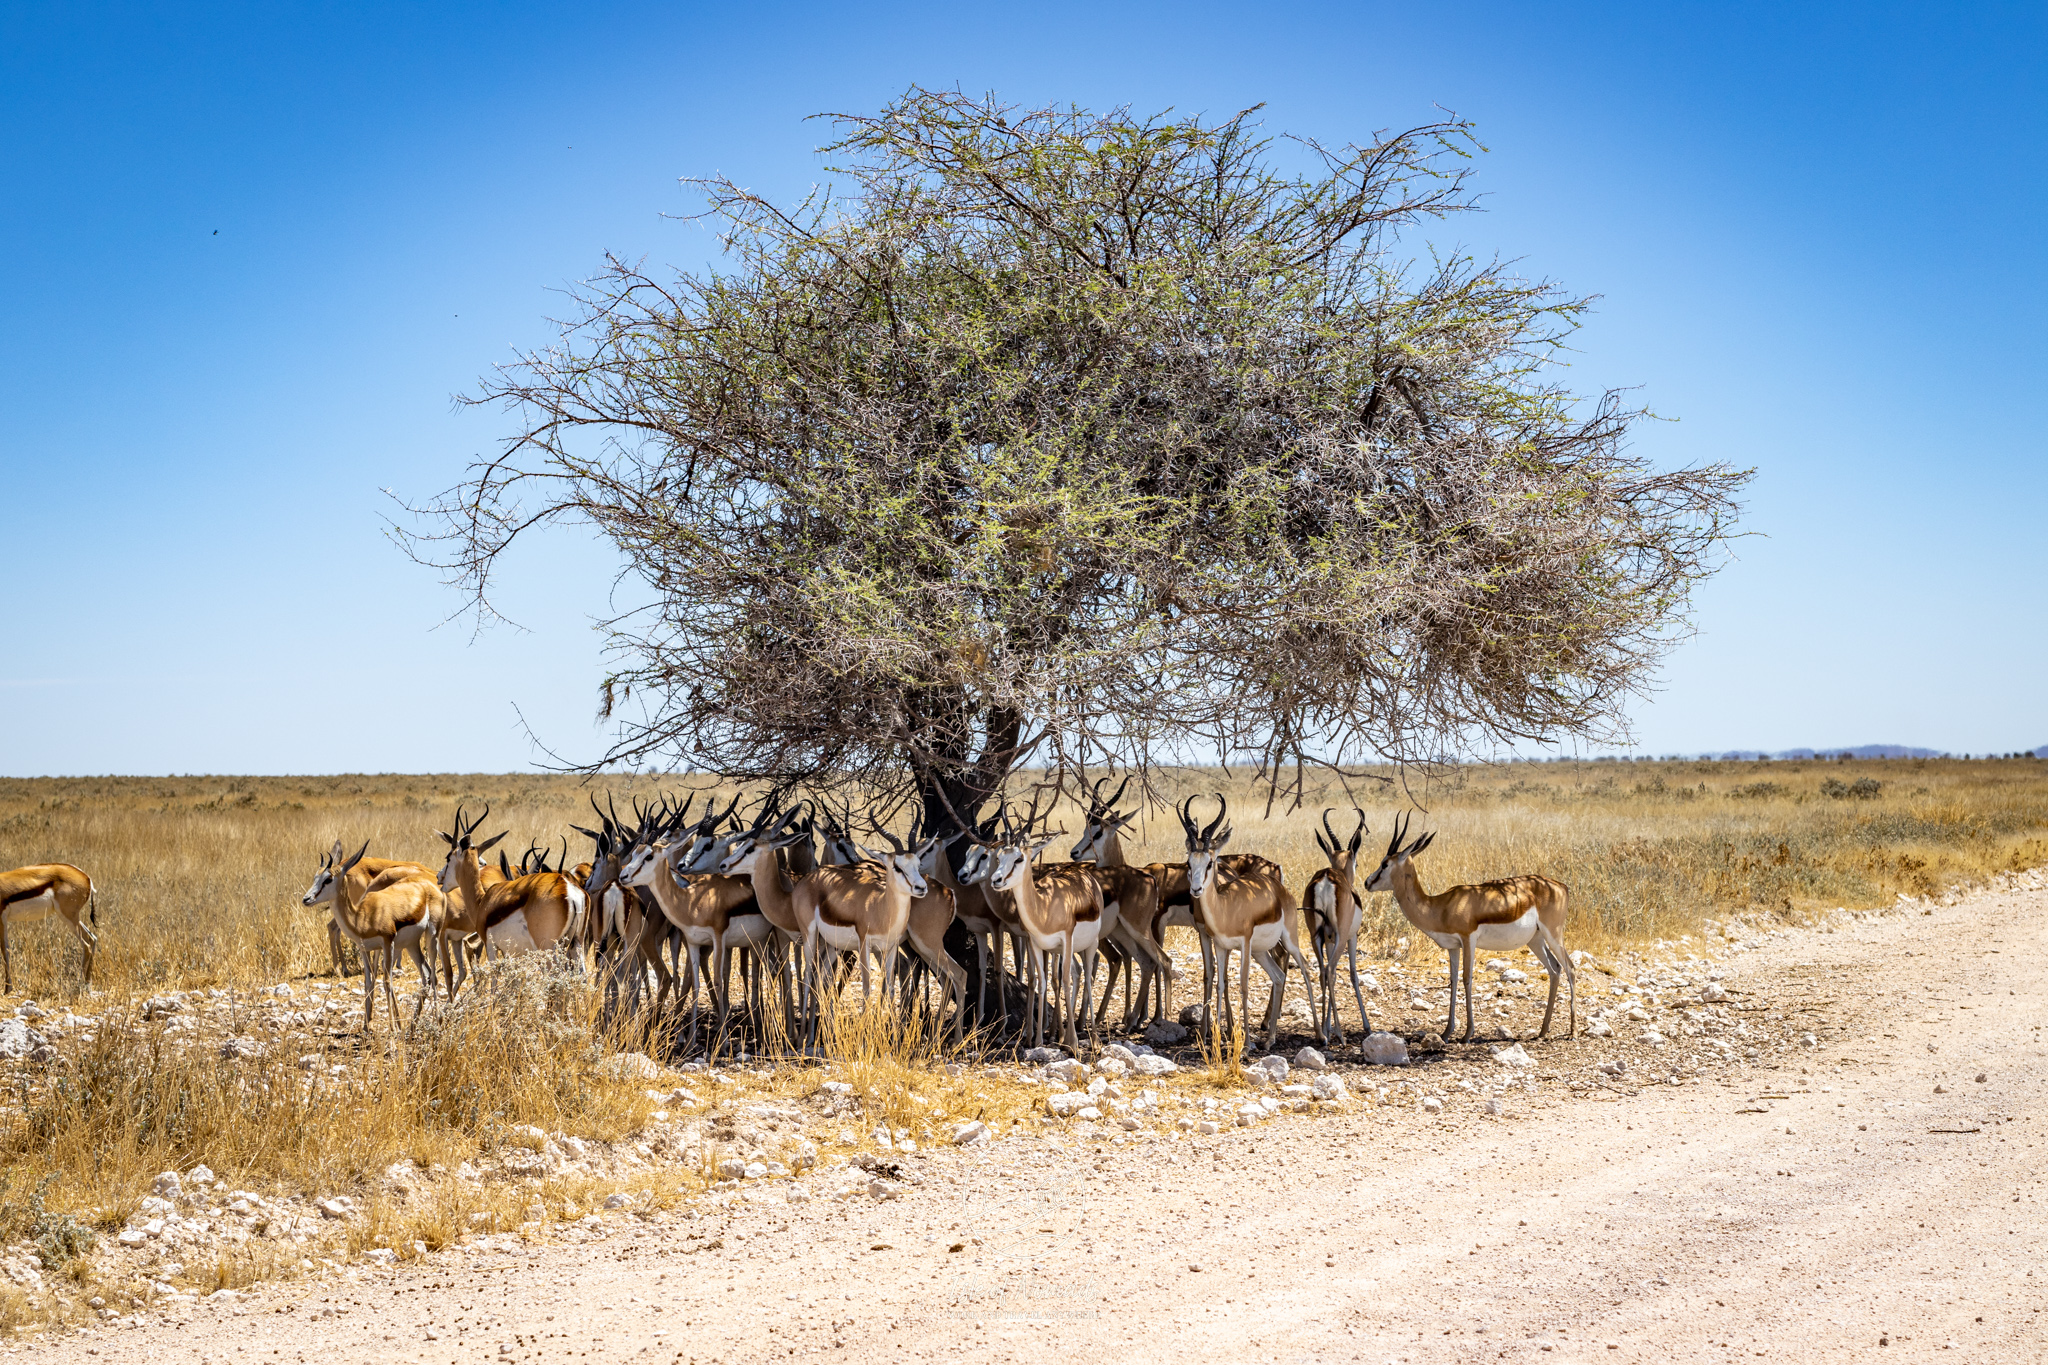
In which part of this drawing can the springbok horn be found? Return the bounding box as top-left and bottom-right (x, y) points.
(344, 839), (370, 872)
(1106, 774), (1129, 810)
(1320, 807), (1340, 852)
(1350, 808), (1368, 853)
(1201, 793), (1227, 843)
(1388, 812), (1407, 859)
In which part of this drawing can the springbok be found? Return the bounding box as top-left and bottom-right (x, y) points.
(1069, 776), (1174, 1030)
(438, 809), (587, 966)
(1178, 795), (1318, 1055)
(302, 841), (445, 1027)
(1303, 808), (1374, 1044)
(988, 804), (1106, 1053)
(792, 828), (928, 1041)
(1362, 814), (1576, 1041)
(306, 854), (431, 980)
(624, 804), (763, 1040)
(0, 863), (97, 994)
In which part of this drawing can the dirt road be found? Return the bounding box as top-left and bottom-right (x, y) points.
(31, 884), (2048, 1364)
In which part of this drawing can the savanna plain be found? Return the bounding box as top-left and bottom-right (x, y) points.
(2, 757), (2046, 1363)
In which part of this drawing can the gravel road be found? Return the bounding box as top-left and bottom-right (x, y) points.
(28, 882), (2047, 1364)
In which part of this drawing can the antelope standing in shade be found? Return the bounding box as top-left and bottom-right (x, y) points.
(792, 827), (928, 1044)
(302, 841), (445, 1028)
(1178, 795), (1318, 1055)
(0, 863), (97, 994)
(1363, 813), (1576, 1041)
(1069, 776), (1174, 1031)
(988, 803), (1107, 1053)
(305, 854), (432, 980)
(1303, 808), (1374, 1044)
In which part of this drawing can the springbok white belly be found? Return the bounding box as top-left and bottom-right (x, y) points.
(1429, 910), (1542, 953)
(488, 913), (539, 954)
(813, 921), (865, 954)
(2, 891), (57, 927)
(722, 914), (776, 951)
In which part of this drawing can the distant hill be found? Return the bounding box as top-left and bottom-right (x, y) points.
(1692, 744), (1946, 760)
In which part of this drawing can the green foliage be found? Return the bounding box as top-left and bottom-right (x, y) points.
(410, 90), (1748, 821)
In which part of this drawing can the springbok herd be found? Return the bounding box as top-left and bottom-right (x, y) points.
(1, 779), (1579, 1060)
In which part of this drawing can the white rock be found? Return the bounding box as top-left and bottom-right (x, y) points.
(153, 1171), (183, 1200)
(1491, 1043), (1535, 1068)
(743, 1162), (768, 1180)
(1095, 1057), (1129, 1079)
(1585, 1019), (1612, 1037)
(1143, 1022), (1189, 1046)
(595, 1052), (661, 1081)
(1046, 1091), (1091, 1118)
(363, 1248), (397, 1266)
(317, 1198), (353, 1220)
(717, 1158), (747, 1179)
(1024, 1046), (1066, 1064)
(1100, 1043), (1139, 1066)
(188, 1165), (216, 1186)
(1116, 1115), (1142, 1131)
(1501, 969), (1528, 984)
(1294, 1047), (1327, 1071)
(819, 1080), (852, 1095)
(1258, 1096), (1281, 1113)
(1280, 1083), (1314, 1098)
(1359, 1032), (1409, 1066)
(1133, 1054), (1178, 1076)
(871, 1126), (893, 1149)
(1485, 1098), (1503, 1116)
(117, 1230), (147, 1247)
(1421, 1096), (1442, 1113)
(1077, 1106), (1103, 1121)
(951, 1120), (990, 1146)
(1643, 1030), (1667, 1046)
(1257, 1055), (1290, 1081)
(866, 1179), (898, 1201)
(602, 1193), (632, 1210)
(1359, 973), (1379, 993)
(1043, 1058), (1090, 1084)
(1310, 1074), (1348, 1102)
(1195, 1120), (1221, 1135)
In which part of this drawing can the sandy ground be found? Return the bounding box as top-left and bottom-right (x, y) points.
(23, 882), (2048, 1365)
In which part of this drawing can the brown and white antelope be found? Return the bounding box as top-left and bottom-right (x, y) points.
(0, 863), (97, 994)
(302, 841), (445, 1027)
(791, 827), (928, 1038)
(988, 804), (1107, 1053)
(438, 808), (587, 967)
(1178, 795), (1318, 1055)
(1303, 808), (1374, 1044)
(305, 854), (432, 980)
(624, 802), (765, 1040)
(1362, 814), (1576, 1041)
(1069, 776), (1174, 1031)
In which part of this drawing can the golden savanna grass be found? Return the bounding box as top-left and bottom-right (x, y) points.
(0, 757), (2043, 1322)
(5, 758), (2044, 998)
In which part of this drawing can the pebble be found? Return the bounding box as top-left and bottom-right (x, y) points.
(1256, 1055), (1290, 1081)
(1421, 1097), (1442, 1113)
(1359, 1032), (1409, 1066)
(1586, 1020), (1612, 1037)
(1143, 1021), (1190, 1046)
(1294, 1047), (1327, 1071)
(1133, 1054), (1178, 1076)
(1490, 1043), (1535, 1068)
(952, 1121), (990, 1146)
(1310, 1074), (1348, 1102)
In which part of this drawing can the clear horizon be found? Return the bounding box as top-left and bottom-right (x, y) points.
(3, 2), (2041, 776)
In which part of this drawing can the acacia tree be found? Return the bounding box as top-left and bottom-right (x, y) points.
(406, 89), (1747, 832)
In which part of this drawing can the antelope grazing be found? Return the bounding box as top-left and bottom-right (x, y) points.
(1069, 777), (1173, 1031)
(1303, 809), (1373, 1044)
(302, 841), (445, 1027)
(1179, 795), (1318, 1055)
(438, 807), (587, 967)
(988, 805), (1107, 1053)
(1363, 814), (1576, 1041)
(0, 863), (97, 994)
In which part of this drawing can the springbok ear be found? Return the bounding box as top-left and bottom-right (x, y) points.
(1214, 825), (1233, 849)
(329, 839), (346, 863)
(437, 828), (456, 847)
(1313, 829), (1332, 856)
(1029, 835), (1057, 855)
(856, 845), (886, 864)
(1410, 831), (1436, 857)
(476, 831), (507, 853)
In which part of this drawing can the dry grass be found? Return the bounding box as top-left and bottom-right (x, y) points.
(5, 759), (2041, 1000)
(0, 757), (2043, 1323)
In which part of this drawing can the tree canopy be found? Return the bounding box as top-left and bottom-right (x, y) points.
(406, 89), (1748, 828)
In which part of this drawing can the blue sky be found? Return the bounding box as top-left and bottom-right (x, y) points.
(2, 1), (2041, 774)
